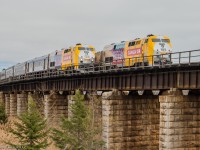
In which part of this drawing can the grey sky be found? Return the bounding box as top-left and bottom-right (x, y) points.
(0, 0), (200, 69)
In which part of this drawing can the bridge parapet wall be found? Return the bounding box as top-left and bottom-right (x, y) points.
(102, 91), (159, 149)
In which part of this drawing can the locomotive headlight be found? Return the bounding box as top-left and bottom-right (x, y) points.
(91, 57), (94, 62)
(80, 56), (83, 63)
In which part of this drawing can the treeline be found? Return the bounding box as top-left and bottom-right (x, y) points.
(0, 90), (104, 150)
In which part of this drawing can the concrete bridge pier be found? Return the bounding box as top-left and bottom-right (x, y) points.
(5, 94), (10, 116)
(159, 89), (200, 149)
(17, 92), (28, 116)
(10, 93), (17, 116)
(44, 91), (68, 124)
(102, 90), (160, 150)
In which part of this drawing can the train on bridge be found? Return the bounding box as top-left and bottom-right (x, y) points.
(0, 34), (172, 80)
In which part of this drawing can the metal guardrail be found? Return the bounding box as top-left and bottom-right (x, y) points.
(0, 49), (200, 85)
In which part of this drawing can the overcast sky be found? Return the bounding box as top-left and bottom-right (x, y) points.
(0, 0), (200, 70)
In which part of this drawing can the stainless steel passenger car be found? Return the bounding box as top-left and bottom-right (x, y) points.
(33, 55), (49, 72)
(5, 66), (14, 79)
(14, 62), (27, 76)
(0, 70), (6, 80)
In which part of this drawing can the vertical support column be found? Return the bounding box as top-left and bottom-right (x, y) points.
(159, 90), (200, 149)
(5, 94), (10, 116)
(10, 93), (17, 116)
(56, 94), (68, 119)
(44, 92), (68, 124)
(102, 91), (160, 150)
(17, 93), (28, 116)
(0, 92), (5, 106)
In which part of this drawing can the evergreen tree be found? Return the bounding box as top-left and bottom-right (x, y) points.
(5, 98), (50, 150)
(0, 102), (7, 124)
(52, 89), (104, 150)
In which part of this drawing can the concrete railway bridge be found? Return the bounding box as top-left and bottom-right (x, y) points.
(1, 50), (200, 149)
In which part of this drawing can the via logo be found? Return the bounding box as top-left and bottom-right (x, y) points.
(84, 51), (89, 56)
(159, 43), (165, 48)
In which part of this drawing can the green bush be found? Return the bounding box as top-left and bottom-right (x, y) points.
(0, 102), (7, 124)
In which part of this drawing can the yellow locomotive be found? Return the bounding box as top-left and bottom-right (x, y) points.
(124, 34), (172, 66)
(96, 34), (172, 67)
(62, 43), (96, 70)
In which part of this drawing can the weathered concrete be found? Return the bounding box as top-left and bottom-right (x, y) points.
(17, 93), (28, 116)
(44, 92), (68, 124)
(5, 94), (10, 116)
(10, 93), (17, 116)
(159, 90), (200, 149)
(102, 91), (159, 150)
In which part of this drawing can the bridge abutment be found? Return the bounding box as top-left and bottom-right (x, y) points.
(102, 90), (159, 150)
(159, 90), (200, 149)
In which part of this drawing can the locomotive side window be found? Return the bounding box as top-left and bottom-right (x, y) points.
(128, 41), (135, 47)
(105, 57), (113, 62)
(50, 62), (55, 67)
(64, 49), (70, 53)
(136, 41), (141, 45)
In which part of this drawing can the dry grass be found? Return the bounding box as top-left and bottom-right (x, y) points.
(0, 117), (59, 150)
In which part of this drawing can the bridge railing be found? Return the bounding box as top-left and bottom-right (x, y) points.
(1, 49), (200, 84)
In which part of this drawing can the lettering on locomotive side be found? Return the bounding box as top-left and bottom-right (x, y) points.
(127, 48), (142, 56)
(63, 55), (71, 61)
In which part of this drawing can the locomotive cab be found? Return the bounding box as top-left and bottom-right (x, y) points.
(61, 43), (95, 70)
(77, 44), (95, 65)
(142, 35), (172, 65)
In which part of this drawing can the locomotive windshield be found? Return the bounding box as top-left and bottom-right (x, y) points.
(152, 38), (170, 43)
(152, 39), (161, 42)
(161, 39), (170, 43)
(78, 47), (94, 51)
